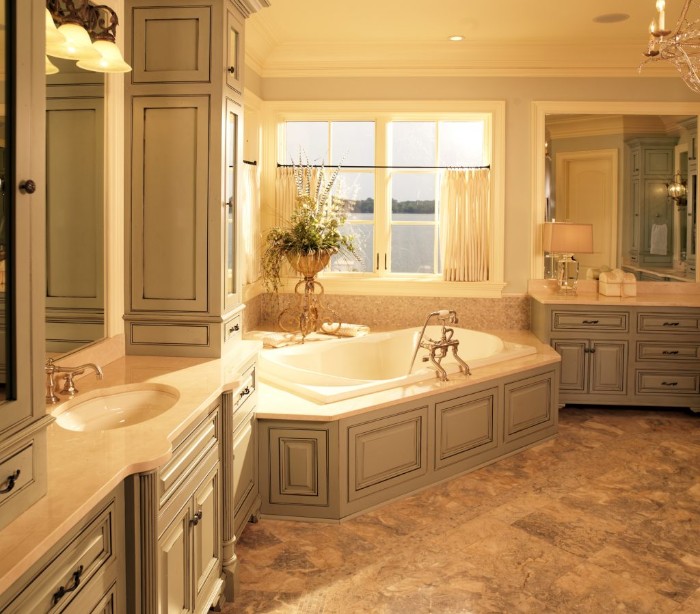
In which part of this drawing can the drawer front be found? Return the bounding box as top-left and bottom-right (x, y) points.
(551, 310), (628, 332)
(159, 405), (219, 508)
(636, 370), (700, 395)
(637, 313), (700, 334)
(231, 366), (256, 433)
(637, 341), (700, 362)
(4, 500), (116, 613)
(0, 442), (35, 507)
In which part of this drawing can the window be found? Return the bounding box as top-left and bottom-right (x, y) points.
(279, 106), (498, 292)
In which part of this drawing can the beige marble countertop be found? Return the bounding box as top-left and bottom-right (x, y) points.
(528, 279), (700, 307)
(256, 330), (561, 422)
(0, 341), (260, 597)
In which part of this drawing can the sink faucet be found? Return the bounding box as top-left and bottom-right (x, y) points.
(45, 358), (103, 404)
(407, 310), (471, 381)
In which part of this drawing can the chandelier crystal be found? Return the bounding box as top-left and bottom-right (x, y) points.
(640, 0), (700, 93)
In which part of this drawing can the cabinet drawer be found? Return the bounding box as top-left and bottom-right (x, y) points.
(0, 441), (35, 507)
(159, 405), (219, 508)
(231, 367), (256, 433)
(637, 313), (700, 334)
(636, 370), (700, 395)
(4, 500), (116, 613)
(551, 310), (628, 332)
(637, 341), (700, 362)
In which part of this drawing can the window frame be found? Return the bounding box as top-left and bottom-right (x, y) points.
(263, 100), (506, 298)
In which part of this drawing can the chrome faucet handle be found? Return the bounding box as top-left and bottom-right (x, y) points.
(60, 370), (85, 397)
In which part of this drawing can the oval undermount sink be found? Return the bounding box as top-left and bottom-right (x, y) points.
(53, 383), (180, 432)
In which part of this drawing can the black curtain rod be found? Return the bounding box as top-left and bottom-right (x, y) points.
(276, 163), (490, 170)
(243, 159), (257, 166)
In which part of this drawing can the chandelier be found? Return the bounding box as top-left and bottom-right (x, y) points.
(641, 0), (700, 93)
(45, 0), (132, 74)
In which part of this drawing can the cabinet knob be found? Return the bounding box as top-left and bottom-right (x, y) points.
(227, 66), (235, 74)
(19, 179), (36, 194)
(190, 510), (203, 526)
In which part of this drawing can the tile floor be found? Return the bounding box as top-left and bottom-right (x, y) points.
(224, 406), (700, 613)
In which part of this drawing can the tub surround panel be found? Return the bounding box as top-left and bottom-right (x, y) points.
(257, 293), (530, 332)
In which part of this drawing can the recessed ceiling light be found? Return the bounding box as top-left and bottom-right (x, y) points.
(448, 35), (464, 42)
(593, 13), (630, 24)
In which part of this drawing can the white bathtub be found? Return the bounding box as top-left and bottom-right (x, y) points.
(258, 326), (536, 403)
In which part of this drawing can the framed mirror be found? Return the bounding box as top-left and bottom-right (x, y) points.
(532, 101), (700, 284)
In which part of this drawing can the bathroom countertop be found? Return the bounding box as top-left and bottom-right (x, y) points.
(256, 330), (561, 422)
(0, 341), (260, 597)
(528, 279), (700, 307)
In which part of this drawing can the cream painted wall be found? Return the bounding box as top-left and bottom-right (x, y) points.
(247, 72), (699, 294)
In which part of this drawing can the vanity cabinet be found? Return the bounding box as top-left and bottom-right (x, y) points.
(0, 484), (125, 613)
(127, 400), (223, 613)
(531, 301), (700, 412)
(0, 0), (51, 532)
(626, 138), (677, 267)
(221, 361), (260, 600)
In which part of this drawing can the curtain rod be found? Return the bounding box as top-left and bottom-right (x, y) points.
(276, 163), (490, 170)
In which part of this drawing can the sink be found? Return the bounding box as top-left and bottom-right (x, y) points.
(53, 383), (180, 432)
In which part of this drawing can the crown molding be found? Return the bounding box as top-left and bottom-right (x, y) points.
(233, 0), (271, 18)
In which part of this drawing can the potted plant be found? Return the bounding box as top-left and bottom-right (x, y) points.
(261, 160), (360, 292)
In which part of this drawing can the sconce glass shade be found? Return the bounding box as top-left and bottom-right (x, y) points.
(45, 9), (66, 47)
(47, 22), (101, 61)
(76, 40), (132, 73)
(667, 171), (687, 203)
(45, 55), (59, 75)
(542, 222), (594, 294)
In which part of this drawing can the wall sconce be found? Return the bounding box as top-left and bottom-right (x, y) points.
(666, 171), (687, 205)
(543, 222), (594, 294)
(45, 0), (132, 74)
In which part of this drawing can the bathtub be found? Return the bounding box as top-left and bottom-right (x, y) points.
(258, 326), (536, 403)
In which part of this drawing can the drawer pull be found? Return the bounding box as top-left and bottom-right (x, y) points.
(52, 565), (84, 605)
(0, 469), (20, 494)
(661, 381), (678, 387)
(662, 350), (679, 355)
(190, 510), (203, 526)
(239, 386), (251, 399)
(229, 323), (240, 334)
(582, 320), (599, 325)
(662, 322), (680, 327)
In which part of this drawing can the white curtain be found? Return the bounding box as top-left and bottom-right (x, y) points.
(439, 168), (491, 282)
(241, 162), (260, 284)
(274, 166), (319, 225)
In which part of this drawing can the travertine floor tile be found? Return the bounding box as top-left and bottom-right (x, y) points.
(225, 407), (700, 613)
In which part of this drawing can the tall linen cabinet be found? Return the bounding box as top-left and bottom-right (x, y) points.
(124, 0), (265, 357)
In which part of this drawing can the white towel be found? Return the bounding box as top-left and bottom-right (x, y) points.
(320, 322), (370, 337)
(650, 223), (668, 256)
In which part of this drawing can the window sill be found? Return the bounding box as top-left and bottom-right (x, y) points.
(244, 276), (507, 300)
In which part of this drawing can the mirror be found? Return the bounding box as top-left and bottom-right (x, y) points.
(542, 110), (698, 283)
(45, 56), (105, 356)
(1, 0), (8, 400)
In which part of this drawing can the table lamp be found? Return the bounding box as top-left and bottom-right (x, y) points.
(543, 222), (594, 294)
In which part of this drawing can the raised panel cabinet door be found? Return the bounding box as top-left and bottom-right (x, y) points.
(590, 341), (628, 394)
(233, 414), (256, 518)
(503, 371), (555, 442)
(157, 504), (191, 614)
(552, 339), (588, 392)
(192, 465), (221, 610)
(225, 6), (244, 93)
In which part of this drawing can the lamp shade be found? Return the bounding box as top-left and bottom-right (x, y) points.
(76, 40), (132, 73)
(543, 222), (593, 254)
(47, 22), (101, 61)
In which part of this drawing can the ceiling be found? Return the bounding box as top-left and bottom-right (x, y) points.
(245, 0), (694, 78)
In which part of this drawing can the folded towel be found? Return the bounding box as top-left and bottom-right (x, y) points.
(650, 223), (668, 256)
(261, 332), (298, 348)
(320, 322), (370, 337)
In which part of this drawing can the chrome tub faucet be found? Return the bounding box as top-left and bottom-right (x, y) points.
(408, 310), (471, 381)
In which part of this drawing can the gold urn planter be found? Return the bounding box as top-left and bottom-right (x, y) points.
(286, 249), (336, 278)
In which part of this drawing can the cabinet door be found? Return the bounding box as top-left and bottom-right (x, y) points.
(223, 99), (241, 311)
(552, 339), (587, 392)
(233, 412), (257, 525)
(589, 341), (627, 394)
(157, 503), (191, 614)
(225, 6), (244, 93)
(630, 176), (640, 255)
(641, 177), (673, 265)
(192, 465), (221, 610)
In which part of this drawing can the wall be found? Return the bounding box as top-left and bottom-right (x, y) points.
(241, 72), (698, 331)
